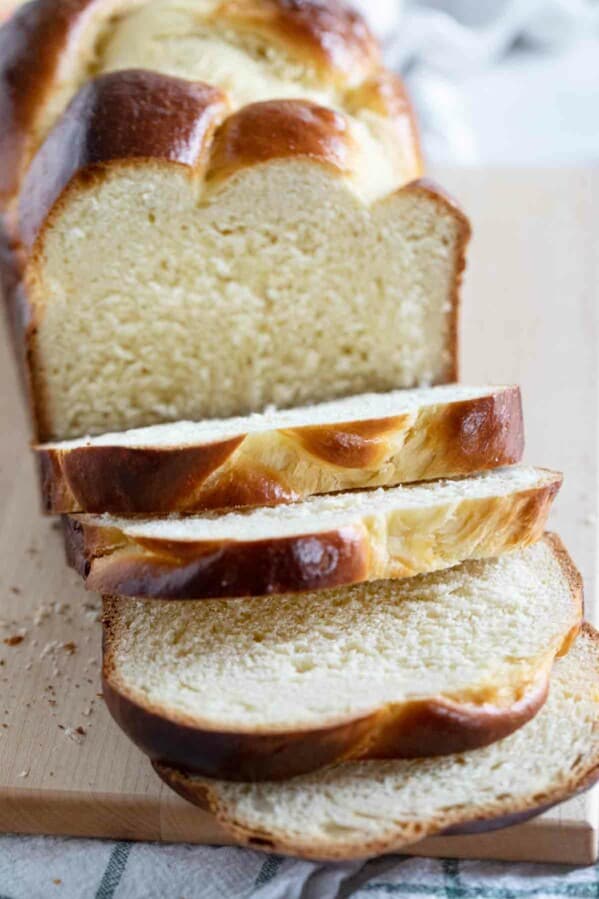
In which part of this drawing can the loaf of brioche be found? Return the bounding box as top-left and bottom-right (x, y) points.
(65, 466), (561, 599)
(103, 535), (582, 781)
(0, 1), (469, 440)
(155, 623), (599, 860)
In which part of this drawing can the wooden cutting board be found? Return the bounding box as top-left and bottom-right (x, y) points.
(0, 167), (597, 864)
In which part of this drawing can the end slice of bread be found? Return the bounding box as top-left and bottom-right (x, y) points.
(102, 535), (582, 781)
(36, 384), (524, 514)
(67, 466), (561, 599)
(155, 622), (599, 860)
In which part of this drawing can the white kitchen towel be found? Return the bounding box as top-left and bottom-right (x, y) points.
(1, 835), (599, 899)
(351, 0), (599, 164)
(354, 0), (599, 70)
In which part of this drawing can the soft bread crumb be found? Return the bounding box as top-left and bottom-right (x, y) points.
(106, 539), (579, 729)
(3, 635), (25, 647)
(35, 165), (459, 439)
(158, 628), (599, 858)
(87, 466), (554, 541)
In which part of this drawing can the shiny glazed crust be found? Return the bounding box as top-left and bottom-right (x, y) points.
(0, 0), (136, 215)
(16, 72), (432, 250)
(63, 471), (561, 599)
(37, 387), (524, 514)
(101, 534), (582, 782)
(19, 70), (230, 249)
(0, 0), (417, 215)
(153, 620), (599, 862)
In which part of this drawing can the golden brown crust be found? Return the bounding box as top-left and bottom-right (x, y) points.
(38, 437), (245, 515)
(37, 387), (524, 514)
(152, 628), (599, 861)
(0, 0), (84, 206)
(103, 636), (552, 782)
(64, 473), (562, 599)
(19, 81), (429, 251)
(0, 0), (399, 217)
(19, 70), (229, 249)
(347, 71), (415, 121)
(66, 516), (371, 597)
(207, 99), (354, 184)
(346, 71), (423, 175)
(215, 0), (380, 84)
(0, 0), (141, 214)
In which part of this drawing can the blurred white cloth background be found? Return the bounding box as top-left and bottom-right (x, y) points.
(352, 0), (599, 164)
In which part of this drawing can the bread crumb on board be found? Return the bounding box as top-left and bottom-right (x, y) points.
(2, 556), (102, 746)
(59, 724), (87, 744)
(3, 633), (25, 646)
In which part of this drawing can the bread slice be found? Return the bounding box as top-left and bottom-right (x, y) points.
(36, 384), (523, 514)
(155, 622), (599, 861)
(66, 466), (561, 599)
(17, 68), (466, 441)
(103, 535), (582, 782)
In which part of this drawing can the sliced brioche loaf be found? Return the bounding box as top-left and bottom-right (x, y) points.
(155, 623), (599, 860)
(37, 384), (523, 514)
(66, 466), (560, 599)
(102, 535), (582, 781)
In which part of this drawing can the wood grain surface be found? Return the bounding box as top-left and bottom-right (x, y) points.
(0, 167), (597, 863)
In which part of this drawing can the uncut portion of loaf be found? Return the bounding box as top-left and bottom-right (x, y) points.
(103, 536), (582, 781)
(0, 0), (421, 216)
(37, 384), (523, 514)
(18, 69), (466, 440)
(156, 624), (599, 860)
(66, 466), (561, 599)
(2, 2), (466, 443)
